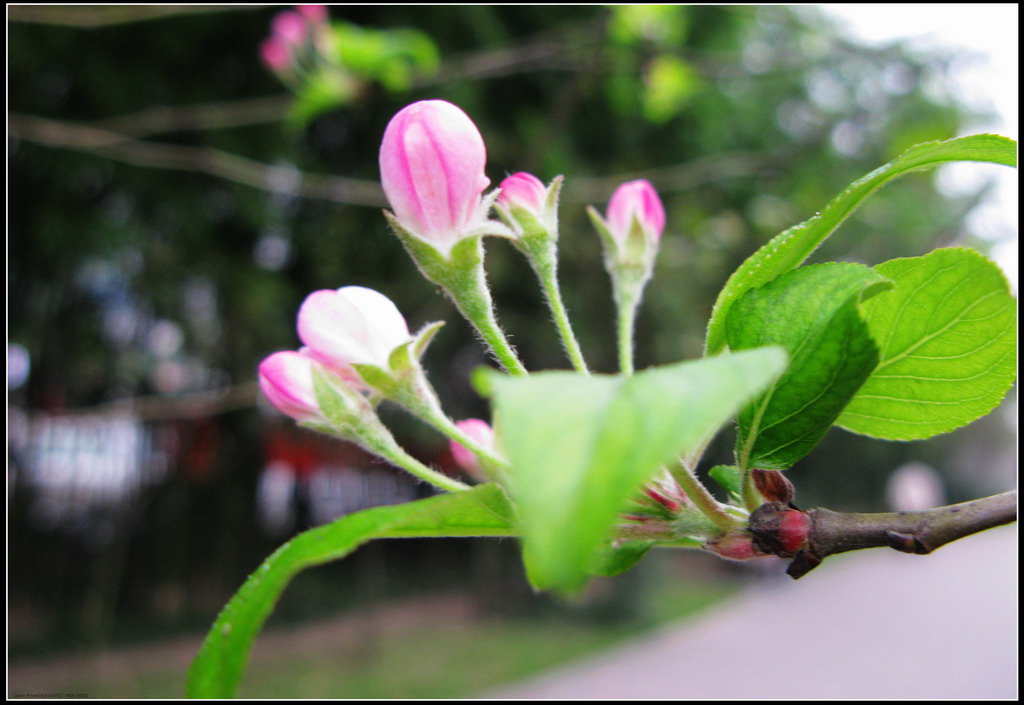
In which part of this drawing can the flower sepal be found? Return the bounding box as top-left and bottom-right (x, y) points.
(587, 206), (656, 275)
(383, 214), (510, 350)
(349, 320), (444, 400)
(384, 210), (482, 282)
(496, 175), (563, 245)
(307, 364), (387, 440)
(384, 206), (513, 280)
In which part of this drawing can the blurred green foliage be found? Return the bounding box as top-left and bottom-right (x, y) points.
(8, 5), (1013, 656)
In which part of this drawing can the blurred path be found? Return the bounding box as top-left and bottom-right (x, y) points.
(485, 525), (1017, 699)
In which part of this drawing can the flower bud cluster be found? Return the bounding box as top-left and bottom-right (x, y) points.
(260, 5), (331, 78)
(259, 286), (415, 424)
(260, 98), (670, 497)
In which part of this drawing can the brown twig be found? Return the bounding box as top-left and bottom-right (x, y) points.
(749, 491), (1018, 579)
(9, 113), (387, 206)
(10, 112), (773, 207)
(91, 94), (293, 138)
(8, 5), (258, 28)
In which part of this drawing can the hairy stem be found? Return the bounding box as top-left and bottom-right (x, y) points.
(672, 461), (739, 532)
(532, 247), (589, 375)
(615, 290), (638, 377)
(361, 434), (471, 494)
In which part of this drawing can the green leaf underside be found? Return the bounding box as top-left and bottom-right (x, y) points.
(837, 248), (1018, 439)
(704, 134), (1018, 356)
(486, 348), (787, 592)
(728, 263), (886, 470)
(588, 540), (655, 577)
(187, 484), (515, 699)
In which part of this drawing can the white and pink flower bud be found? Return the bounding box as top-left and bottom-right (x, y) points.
(258, 350), (325, 423)
(260, 36), (292, 73)
(498, 172), (547, 215)
(295, 4), (328, 23)
(449, 418), (495, 479)
(379, 100), (491, 255)
(297, 286), (412, 376)
(606, 179), (665, 246)
(271, 10), (308, 46)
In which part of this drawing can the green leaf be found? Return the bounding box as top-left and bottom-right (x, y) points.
(588, 540), (654, 577)
(286, 70), (357, 128)
(708, 464), (741, 501)
(485, 347), (787, 592)
(643, 55), (701, 123)
(187, 484), (516, 699)
(705, 134), (1017, 355)
(837, 248), (1018, 439)
(728, 263), (887, 470)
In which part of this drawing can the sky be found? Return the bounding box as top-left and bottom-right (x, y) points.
(820, 3), (1019, 290)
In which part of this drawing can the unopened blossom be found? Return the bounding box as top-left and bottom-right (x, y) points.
(260, 36), (292, 73)
(258, 349), (325, 423)
(449, 418), (496, 479)
(605, 179), (665, 247)
(498, 172), (547, 215)
(271, 10), (308, 46)
(379, 100), (491, 254)
(297, 286), (411, 376)
(296, 4), (328, 23)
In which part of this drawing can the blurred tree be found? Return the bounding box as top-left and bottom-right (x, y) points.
(8, 5), (1012, 653)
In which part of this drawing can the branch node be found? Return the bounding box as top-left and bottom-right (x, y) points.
(786, 549), (822, 579)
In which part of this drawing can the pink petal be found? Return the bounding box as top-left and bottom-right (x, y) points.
(297, 286), (410, 370)
(296, 4), (328, 23)
(380, 100), (489, 251)
(271, 11), (307, 46)
(498, 172), (546, 214)
(606, 179), (665, 243)
(260, 37), (291, 72)
(449, 418), (495, 478)
(258, 350), (323, 422)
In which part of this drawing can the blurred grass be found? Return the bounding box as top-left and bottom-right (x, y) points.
(240, 577), (731, 699)
(10, 552), (739, 699)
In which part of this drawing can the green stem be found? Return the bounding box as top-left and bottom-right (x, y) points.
(543, 274), (589, 375)
(453, 288), (529, 377)
(389, 375), (512, 484)
(740, 467), (762, 513)
(524, 240), (589, 375)
(363, 433), (470, 494)
(616, 290), (638, 377)
(417, 405), (512, 485)
(435, 415), (510, 472)
(673, 460), (739, 532)
(383, 215), (528, 377)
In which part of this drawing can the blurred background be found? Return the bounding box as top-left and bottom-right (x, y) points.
(7, 5), (1017, 698)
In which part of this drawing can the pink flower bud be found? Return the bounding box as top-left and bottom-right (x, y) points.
(259, 350), (325, 423)
(606, 179), (665, 245)
(449, 418), (495, 478)
(379, 100), (491, 253)
(296, 4), (328, 23)
(260, 37), (291, 73)
(497, 172), (546, 215)
(271, 10), (307, 46)
(297, 286), (411, 374)
(704, 531), (767, 561)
